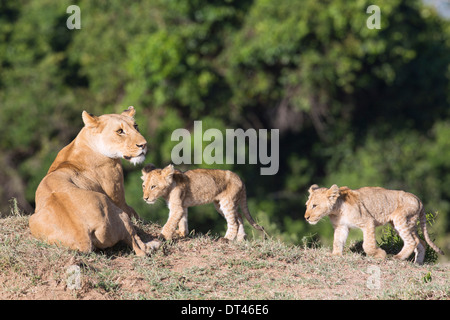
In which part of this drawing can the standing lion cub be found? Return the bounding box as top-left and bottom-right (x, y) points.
(305, 184), (444, 264)
(141, 164), (265, 241)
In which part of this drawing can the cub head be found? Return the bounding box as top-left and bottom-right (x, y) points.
(304, 184), (340, 224)
(81, 106), (147, 165)
(141, 164), (175, 204)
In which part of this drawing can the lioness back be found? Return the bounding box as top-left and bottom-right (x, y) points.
(141, 164), (264, 241)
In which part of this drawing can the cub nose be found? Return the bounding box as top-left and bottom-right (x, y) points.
(137, 143), (147, 149)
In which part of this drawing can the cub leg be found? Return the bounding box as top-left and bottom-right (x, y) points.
(414, 238), (426, 265)
(393, 229), (418, 262)
(332, 225), (349, 256)
(213, 200), (225, 218)
(219, 199), (239, 241)
(176, 208), (189, 237)
(236, 213), (246, 241)
(392, 211), (422, 263)
(161, 203), (184, 240)
(216, 200), (246, 240)
(392, 214), (422, 263)
(362, 225), (386, 259)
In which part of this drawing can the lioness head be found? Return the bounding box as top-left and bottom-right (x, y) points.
(81, 106), (147, 165)
(304, 184), (340, 224)
(141, 164), (175, 204)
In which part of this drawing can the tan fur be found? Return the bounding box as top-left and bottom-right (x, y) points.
(141, 164), (265, 241)
(29, 107), (158, 256)
(305, 184), (444, 264)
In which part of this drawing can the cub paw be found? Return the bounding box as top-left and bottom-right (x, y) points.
(146, 239), (162, 252)
(374, 249), (387, 260)
(176, 229), (188, 238)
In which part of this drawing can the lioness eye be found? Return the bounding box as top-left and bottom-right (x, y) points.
(134, 124), (139, 132)
(151, 185), (156, 190)
(312, 204), (317, 209)
(117, 128), (124, 135)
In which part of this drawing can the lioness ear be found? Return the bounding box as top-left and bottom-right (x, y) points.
(308, 184), (319, 194)
(141, 164), (156, 177)
(327, 184), (340, 203)
(82, 111), (99, 128)
(163, 164), (175, 183)
(121, 106), (136, 118)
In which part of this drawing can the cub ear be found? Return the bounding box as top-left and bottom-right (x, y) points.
(327, 184), (340, 203)
(308, 184), (319, 194)
(82, 111), (99, 128)
(121, 106), (136, 118)
(162, 164), (175, 183)
(141, 164), (156, 178)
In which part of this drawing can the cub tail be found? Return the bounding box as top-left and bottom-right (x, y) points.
(420, 208), (444, 256)
(239, 187), (268, 237)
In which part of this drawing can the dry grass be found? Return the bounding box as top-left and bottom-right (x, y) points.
(0, 213), (448, 300)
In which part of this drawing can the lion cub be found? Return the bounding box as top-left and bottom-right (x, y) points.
(305, 184), (444, 264)
(141, 164), (265, 241)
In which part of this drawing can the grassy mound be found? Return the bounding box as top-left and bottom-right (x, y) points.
(0, 214), (448, 300)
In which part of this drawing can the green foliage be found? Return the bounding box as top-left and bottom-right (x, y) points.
(0, 0), (449, 257)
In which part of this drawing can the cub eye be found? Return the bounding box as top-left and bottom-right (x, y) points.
(312, 204), (317, 209)
(151, 185), (156, 190)
(116, 128), (124, 135)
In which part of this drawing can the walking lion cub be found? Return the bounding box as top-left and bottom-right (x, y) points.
(305, 184), (444, 264)
(141, 164), (265, 241)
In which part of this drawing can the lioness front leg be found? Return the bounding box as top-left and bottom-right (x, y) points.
(332, 225), (349, 256)
(124, 204), (141, 220)
(111, 211), (151, 256)
(161, 203), (184, 240)
(362, 226), (386, 259)
(92, 205), (149, 256)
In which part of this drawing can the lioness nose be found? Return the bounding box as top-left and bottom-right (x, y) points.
(137, 143), (146, 149)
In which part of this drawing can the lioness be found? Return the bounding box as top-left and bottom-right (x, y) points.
(141, 164), (265, 241)
(305, 184), (444, 264)
(29, 107), (158, 256)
